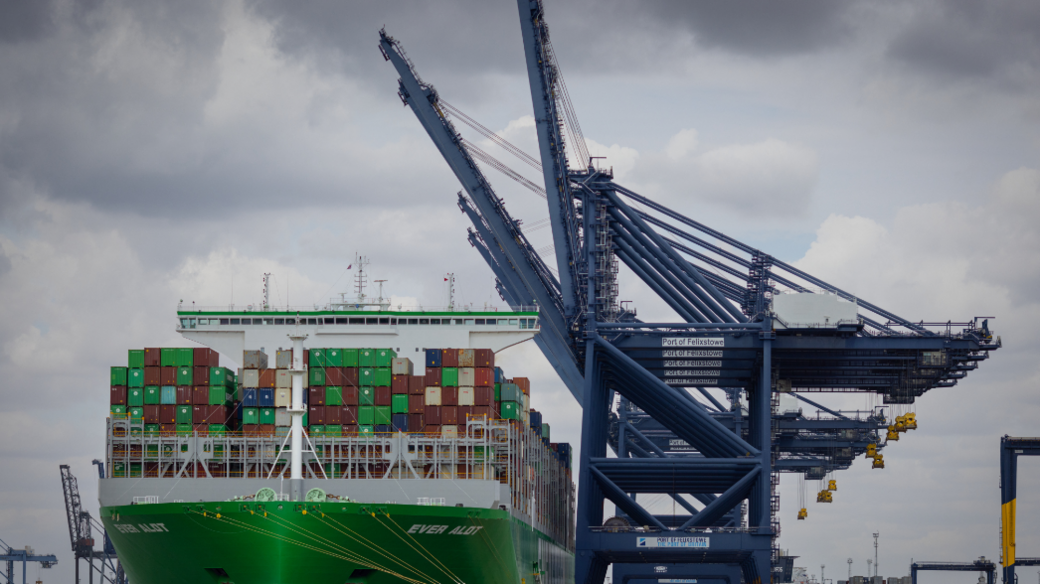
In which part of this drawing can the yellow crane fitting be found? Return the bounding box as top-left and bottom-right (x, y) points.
(866, 443), (878, 458)
(872, 455), (885, 469)
(828, 480), (837, 491)
(797, 508), (807, 520)
(816, 490), (833, 503)
(887, 426), (900, 441)
(905, 412), (917, 430)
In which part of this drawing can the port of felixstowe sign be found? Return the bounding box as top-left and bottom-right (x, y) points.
(661, 337), (725, 385)
(637, 536), (710, 548)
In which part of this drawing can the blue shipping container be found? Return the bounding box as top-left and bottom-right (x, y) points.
(374, 424), (392, 434)
(391, 413), (408, 432)
(242, 388), (258, 407)
(425, 349), (442, 368)
(494, 367), (504, 383)
(160, 386), (177, 405)
(258, 388), (275, 407)
(529, 410), (542, 430)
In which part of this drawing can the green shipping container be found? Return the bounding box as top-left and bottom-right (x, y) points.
(175, 406), (192, 424)
(358, 425), (374, 436)
(129, 425), (142, 438)
(110, 366), (127, 386)
(309, 368), (326, 386)
(358, 406), (375, 426)
(325, 348), (344, 367)
(441, 367), (459, 387)
(541, 423), (550, 439)
(129, 463), (143, 478)
(326, 387), (343, 406)
(160, 386), (177, 404)
(208, 424), (226, 435)
(373, 368), (392, 387)
(209, 386), (228, 405)
(310, 425), (325, 436)
(391, 394), (409, 414)
(128, 349), (145, 368)
(176, 347), (194, 367)
(243, 408), (259, 425)
(359, 349), (376, 368)
(359, 368), (374, 385)
(111, 405), (126, 416)
(161, 348), (178, 366)
(501, 401), (520, 420)
(259, 408), (275, 425)
(309, 349), (327, 368)
(302, 413), (308, 426)
(128, 388), (144, 407)
(129, 406), (145, 422)
(176, 366), (193, 386)
(494, 382), (501, 402)
(144, 424), (160, 436)
(128, 368), (144, 388)
(176, 424), (192, 436)
(342, 349), (359, 367)
(144, 386), (160, 405)
(325, 425), (342, 436)
(375, 348), (396, 367)
(210, 367), (229, 387)
(112, 462), (126, 477)
(359, 387), (374, 406)
(374, 405), (391, 425)
(500, 383), (521, 402)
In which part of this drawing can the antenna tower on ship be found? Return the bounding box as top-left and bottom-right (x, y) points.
(446, 273), (455, 311)
(354, 254), (369, 301)
(263, 273), (271, 310)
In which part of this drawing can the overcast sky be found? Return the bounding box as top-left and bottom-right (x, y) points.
(1, 0), (1038, 582)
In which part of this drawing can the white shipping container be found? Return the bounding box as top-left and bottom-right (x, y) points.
(276, 350), (292, 369)
(458, 367), (475, 387)
(276, 370), (292, 389)
(242, 369), (260, 388)
(275, 407), (291, 426)
(425, 387), (442, 406)
(458, 387), (475, 406)
(441, 425), (458, 439)
(391, 357), (413, 375)
(275, 389), (291, 408)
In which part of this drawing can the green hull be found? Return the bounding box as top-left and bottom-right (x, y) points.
(101, 500), (573, 584)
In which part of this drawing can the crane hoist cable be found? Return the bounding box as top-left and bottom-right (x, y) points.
(462, 139), (547, 199)
(440, 100), (543, 171)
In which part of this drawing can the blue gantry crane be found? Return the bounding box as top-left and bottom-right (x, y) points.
(911, 559), (996, 584)
(0, 539), (56, 584)
(378, 2), (1001, 582)
(1000, 436), (1040, 583)
(59, 464), (126, 584)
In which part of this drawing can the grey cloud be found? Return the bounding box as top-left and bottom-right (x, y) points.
(0, 0), (55, 44)
(887, 0), (1040, 82)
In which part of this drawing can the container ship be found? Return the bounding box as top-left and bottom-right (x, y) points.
(97, 284), (575, 583)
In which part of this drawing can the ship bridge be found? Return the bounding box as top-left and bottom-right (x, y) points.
(177, 307), (540, 366)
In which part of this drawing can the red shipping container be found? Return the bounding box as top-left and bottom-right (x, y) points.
(474, 367), (494, 387)
(458, 405), (474, 423)
(242, 424), (259, 437)
(259, 424), (275, 436)
(144, 367), (161, 386)
(424, 406), (442, 425)
(342, 386), (359, 406)
(193, 386), (209, 405)
(474, 386), (492, 406)
(326, 405), (343, 424)
(408, 394), (424, 414)
(409, 375), (426, 394)
(442, 406), (458, 425)
(342, 368), (359, 386)
(374, 387), (392, 406)
(176, 386), (191, 405)
(423, 424), (440, 434)
(206, 405), (228, 423)
(192, 366), (209, 385)
(193, 424), (209, 436)
(474, 348), (494, 368)
(308, 388), (324, 405)
(193, 347), (218, 367)
(110, 386), (127, 405)
(159, 405), (177, 424)
(514, 377), (531, 395)
(143, 405), (160, 424)
(440, 349), (459, 367)
(391, 375), (409, 394)
(308, 405), (326, 424)
(425, 367), (442, 387)
(161, 367), (177, 385)
(192, 405), (207, 424)
(343, 406), (358, 425)
(473, 405), (491, 420)
(441, 386), (458, 406)
(341, 424), (358, 436)
(259, 369), (276, 388)
(325, 367), (343, 386)
(408, 413), (424, 431)
(144, 348), (162, 367)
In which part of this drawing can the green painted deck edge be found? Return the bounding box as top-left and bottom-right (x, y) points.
(178, 311), (539, 317)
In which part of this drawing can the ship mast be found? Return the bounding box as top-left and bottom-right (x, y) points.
(288, 325), (308, 500)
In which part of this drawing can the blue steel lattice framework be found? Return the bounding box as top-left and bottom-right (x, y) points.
(378, 2), (1001, 581)
(1000, 436), (1040, 584)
